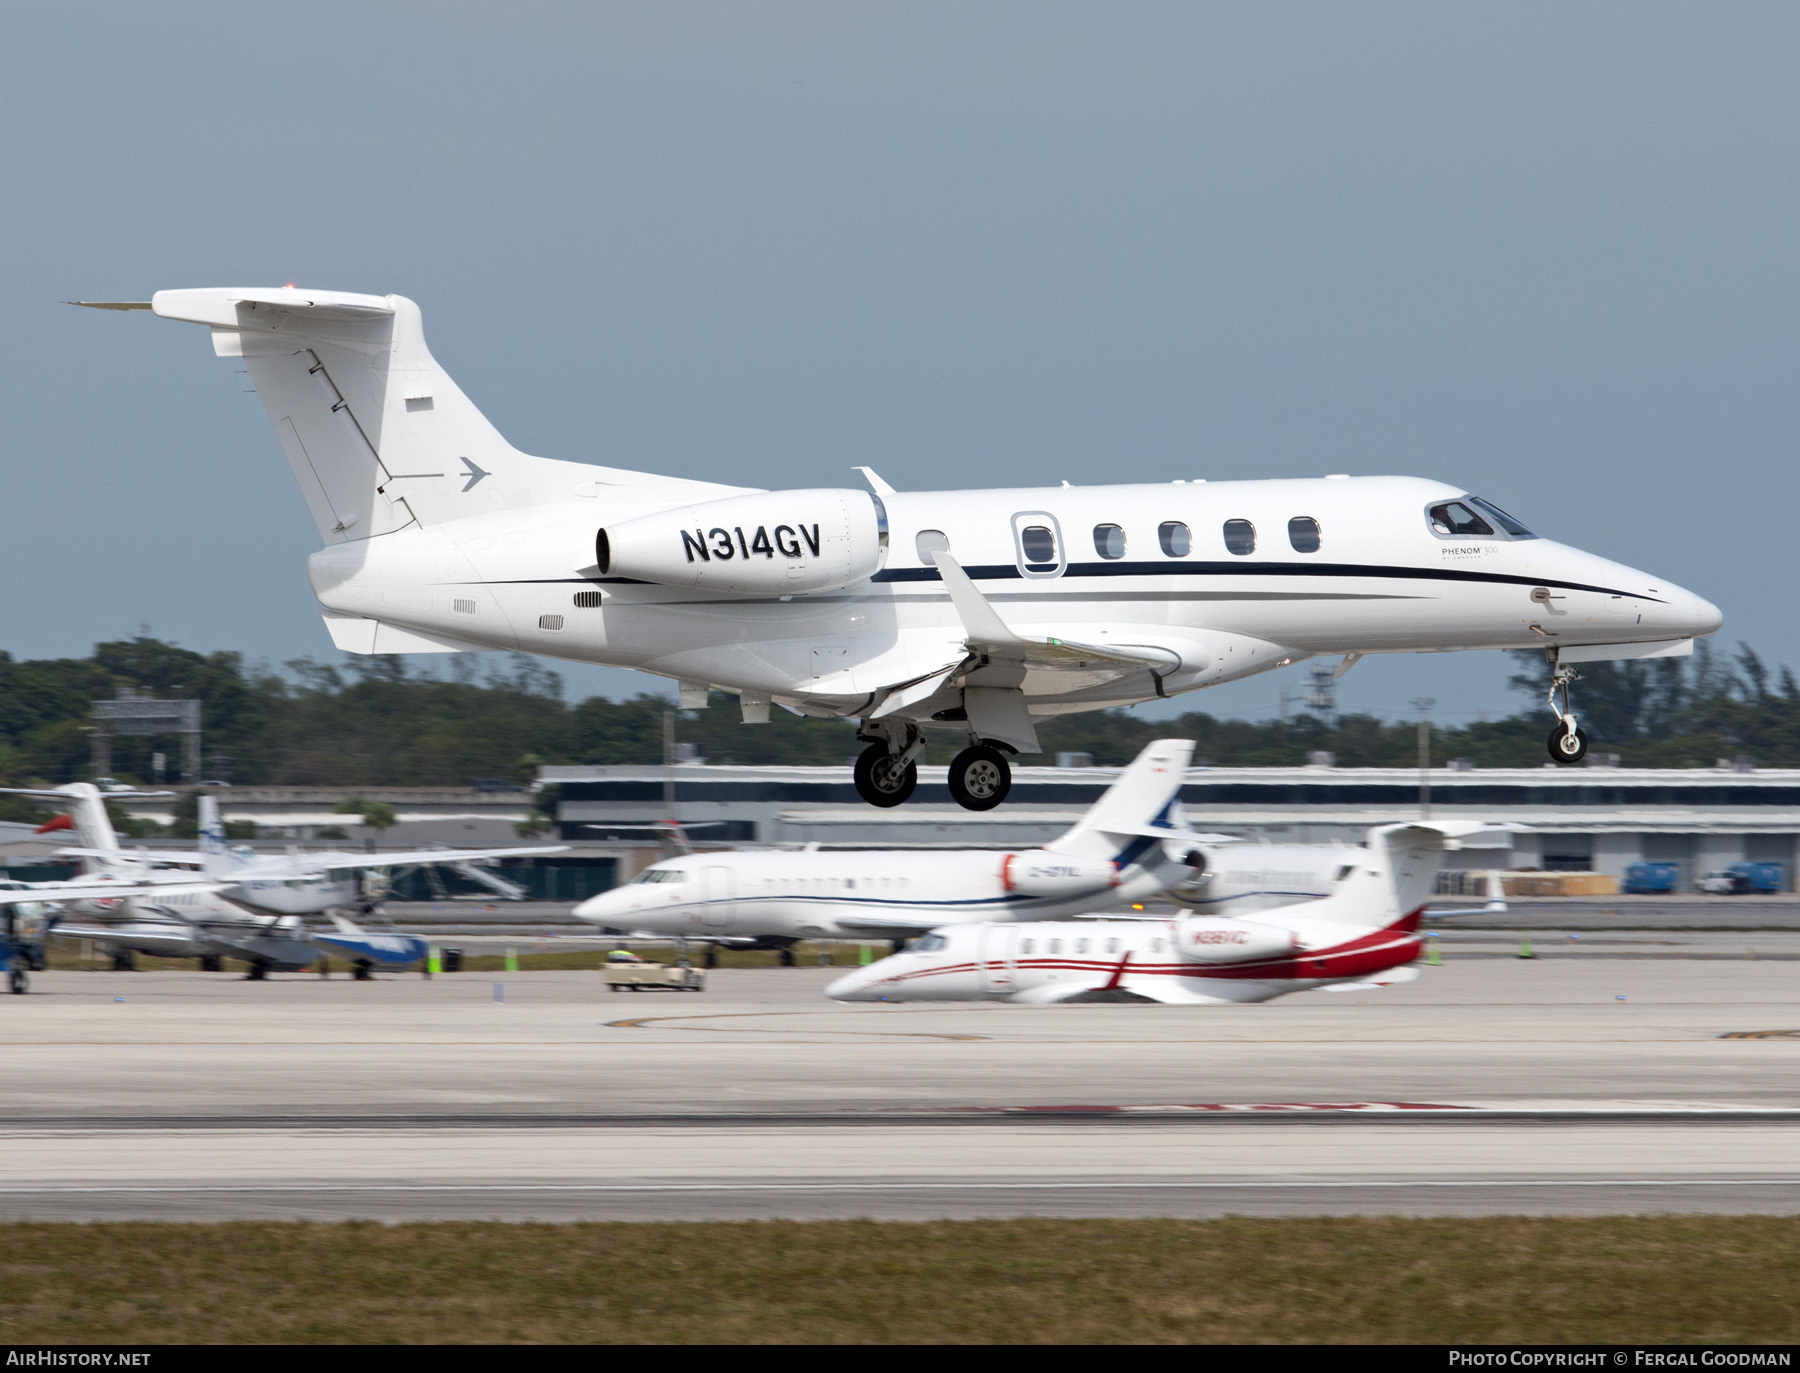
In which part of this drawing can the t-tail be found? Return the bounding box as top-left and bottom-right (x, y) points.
(2, 783), (124, 867)
(93, 288), (733, 549)
(1045, 739), (1196, 863)
(1311, 822), (1512, 930)
(197, 795), (231, 865)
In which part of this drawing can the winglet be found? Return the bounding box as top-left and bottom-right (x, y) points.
(68, 301), (152, 311)
(930, 550), (1022, 646)
(853, 466), (896, 496)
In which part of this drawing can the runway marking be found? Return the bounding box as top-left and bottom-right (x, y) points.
(3, 1179), (1798, 1195)
(1720, 1030), (1800, 1039)
(603, 1011), (988, 1041)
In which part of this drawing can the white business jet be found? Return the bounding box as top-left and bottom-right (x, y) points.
(826, 820), (1495, 1005)
(574, 738), (1212, 942)
(87, 288), (1721, 809)
(54, 794), (565, 918)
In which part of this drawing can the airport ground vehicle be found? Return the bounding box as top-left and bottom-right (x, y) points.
(1623, 862), (1681, 894)
(1696, 863), (1784, 895)
(603, 953), (705, 993)
(96, 287), (1721, 807)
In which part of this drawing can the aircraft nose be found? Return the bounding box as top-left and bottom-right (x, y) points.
(825, 967), (882, 1001)
(573, 893), (617, 923)
(1683, 591), (1724, 639)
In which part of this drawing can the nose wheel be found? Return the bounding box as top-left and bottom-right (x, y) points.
(948, 745), (1011, 811)
(1548, 723), (1589, 763)
(1545, 658), (1589, 765)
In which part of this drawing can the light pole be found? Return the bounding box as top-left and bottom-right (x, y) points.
(1411, 698), (1436, 819)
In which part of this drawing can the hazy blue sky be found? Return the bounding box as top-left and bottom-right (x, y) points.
(2, 3), (1789, 725)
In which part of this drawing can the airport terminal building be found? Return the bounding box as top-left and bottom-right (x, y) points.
(544, 761), (1800, 891)
(5, 764), (1796, 895)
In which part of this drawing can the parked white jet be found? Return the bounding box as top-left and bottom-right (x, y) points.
(574, 739), (1212, 941)
(55, 795), (566, 917)
(9, 784), (324, 973)
(93, 288), (1721, 808)
(827, 821), (1493, 1005)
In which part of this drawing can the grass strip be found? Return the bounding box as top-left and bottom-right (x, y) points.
(0, 1216), (1795, 1344)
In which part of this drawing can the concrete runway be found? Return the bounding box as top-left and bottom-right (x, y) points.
(2, 958), (1796, 1221)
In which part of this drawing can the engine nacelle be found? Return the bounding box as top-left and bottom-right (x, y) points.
(597, 489), (888, 595)
(1000, 851), (1119, 896)
(1172, 916), (1298, 964)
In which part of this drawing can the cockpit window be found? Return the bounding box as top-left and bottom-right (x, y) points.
(1468, 497), (1536, 538)
(1428, 501), (1494, 537)
(913, 933), (948, 952)
(630, 869), (688, 885)
(1428, 496), (1538, 540)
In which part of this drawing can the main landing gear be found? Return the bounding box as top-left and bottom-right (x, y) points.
(853, 722), (924, 808)
(853, 722), (1016, 812)
(946, 744), (1011, 812)
(1545, 658), (1589, 765)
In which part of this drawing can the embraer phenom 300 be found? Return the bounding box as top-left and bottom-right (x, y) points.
(87, 289), (1721, 810)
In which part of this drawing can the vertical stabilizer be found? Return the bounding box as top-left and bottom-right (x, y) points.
(197, 795), (230, 863)
(1048, 739), (1195, 860)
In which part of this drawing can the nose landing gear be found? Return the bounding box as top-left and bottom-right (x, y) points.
(1545, 659), (1589, 764)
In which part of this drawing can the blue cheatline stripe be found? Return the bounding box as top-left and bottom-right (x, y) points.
(869, 558), (1656, 600)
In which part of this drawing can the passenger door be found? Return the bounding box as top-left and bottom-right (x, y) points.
(700, 866), (737, 928)
(977, 925), (1018, 995)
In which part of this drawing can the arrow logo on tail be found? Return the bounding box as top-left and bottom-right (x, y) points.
(459, 456), (489, 492)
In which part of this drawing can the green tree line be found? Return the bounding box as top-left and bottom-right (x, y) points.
(1, 637), (1796, 818)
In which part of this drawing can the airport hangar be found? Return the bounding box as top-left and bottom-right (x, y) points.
(4, 763), (1798, 894)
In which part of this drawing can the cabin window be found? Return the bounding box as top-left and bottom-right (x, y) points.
(916, 529), (950, 562)
(1010, 511), (1066, 578)
(1223, 520), (1256, 555)
(1093, 524), (1126, 559)
(1150, 937), (1164, 953)
(1021, 938), (1034, 955)
(1076, 938), (1089, 955)
(1428, 501), (1493, 537)
(1287, 516), (1321, 553)
(1049, 938), (1062, 955)
(1158, 521), (1190, 557)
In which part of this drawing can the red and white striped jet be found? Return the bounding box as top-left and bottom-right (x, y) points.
(826, 820), (1496, 1005)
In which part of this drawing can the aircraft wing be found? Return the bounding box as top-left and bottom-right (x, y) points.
(55, 847), (205, 866)
(832, 915), (956, 935)
(294, 844), (568, 872)
(930, 550), (1181, 678)
(2, 879), (223, 904)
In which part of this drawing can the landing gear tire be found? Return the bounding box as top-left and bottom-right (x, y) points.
(9, 969), (27, 994)
(245, 961), (269, 982)
(199, 955), (222, 973)
(1548, 724), (1589, 764)
(853, 743), (918, 808)
(948, 745), (1011, 812)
